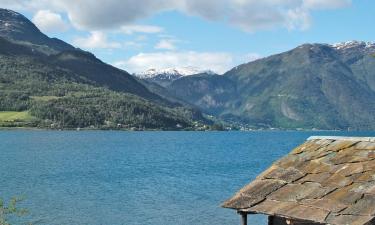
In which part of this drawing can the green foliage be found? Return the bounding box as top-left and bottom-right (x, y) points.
(29, 91), (191, 129)
(0, 197), (28, 225)
(0, 92), (30, 111)
(0, 55), (202, 130)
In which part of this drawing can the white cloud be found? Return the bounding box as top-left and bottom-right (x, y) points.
(63, 0), (170, 30)
(0, 0), (28, 11)
(286, 7), (311, 30)
(121, 25), (164, 34)
(0, 0), (66, 13)
(0, 0), (352, 32)
(113, 51), (235, 74)
(73, 31), (121, 49)
(302, 0), (351, 10)
(155, 39), (176, 50)
(32, 10), (69, 33)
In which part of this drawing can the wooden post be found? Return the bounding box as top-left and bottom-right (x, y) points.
(268, 216), (274, 225)
(238, 211), (247, 225)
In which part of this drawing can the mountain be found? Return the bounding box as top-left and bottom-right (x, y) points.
(167, 73), (238, 115)
(3, 9), (373, 130)
(0, 9), (165, 103)
(167, 41), (375, 130)
(0, 9), (74, 53)
(49, 50), (169, 104)
(134, 67), (216, 87)
(0, 9), (209, 130)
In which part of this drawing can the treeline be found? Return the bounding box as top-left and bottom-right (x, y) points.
(0, 91), (30, 111)
(0, 55), (203, 130)
(30, 91), (191, 129)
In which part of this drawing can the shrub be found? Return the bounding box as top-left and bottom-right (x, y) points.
(0, 197), (28, 225)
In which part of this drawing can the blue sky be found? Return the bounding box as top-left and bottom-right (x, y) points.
(1, 0), (374, 74)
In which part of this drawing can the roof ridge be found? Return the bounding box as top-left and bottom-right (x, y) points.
(307, 136), (375, 142)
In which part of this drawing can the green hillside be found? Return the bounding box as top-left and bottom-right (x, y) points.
(0, 9), (209, 130)
(166, 43), (375, 130)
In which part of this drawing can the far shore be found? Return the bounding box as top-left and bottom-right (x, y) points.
(0, 126), (362, 132)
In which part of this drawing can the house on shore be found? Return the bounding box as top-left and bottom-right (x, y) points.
(222, 136), (375, 225)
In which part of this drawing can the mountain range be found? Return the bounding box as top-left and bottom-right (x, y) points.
(137, 41), (375, 130)
(0, 8), (208, 130)
(1, 8), (375, 130)
(134, 67), (216, 87)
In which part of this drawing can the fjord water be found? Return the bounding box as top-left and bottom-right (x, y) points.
(1, 131), (375, 225)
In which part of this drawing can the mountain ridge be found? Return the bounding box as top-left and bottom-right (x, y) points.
(0, 8), (210, 130)
(134, 67), (217, 87)
(0, 9), (74, 53)
(1, 8), (374, 130)
(166, 41), (375, 130)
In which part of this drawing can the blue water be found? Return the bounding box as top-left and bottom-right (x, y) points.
(1, 131), (375, 225)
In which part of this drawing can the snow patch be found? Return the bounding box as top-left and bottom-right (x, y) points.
(135, 66), (215, 79)
(331, 41), (375, 50)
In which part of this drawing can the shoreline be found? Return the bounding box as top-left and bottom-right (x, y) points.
(0, 126), (367, 132)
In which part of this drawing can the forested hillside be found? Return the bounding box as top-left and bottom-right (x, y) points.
(164, 42), (375, 130)
(0, 9), (208, 130)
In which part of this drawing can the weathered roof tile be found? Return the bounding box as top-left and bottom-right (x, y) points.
(295, 172), (331, 184)
(320, 173), (353, 188)
(300, 198), (347, 213)
(276, 203), (330, 223)
(323, 183), (364, 205)
(268, 182), (335, 202)
(294, 160), (332, 174)
(223, 136), (375, 225)
(354, 171), (375, 182)
(260, 166), (305, 183)
(341, 194), (375, 216)
(325, 214), (374, 225)
(326, 139), (359, 151)
(222, 179), (285, 209)
(243, 199), (290, 215)
(355, 142), (375, 150)
(222, 195), (265, 209)
(334, 162), (365, 177)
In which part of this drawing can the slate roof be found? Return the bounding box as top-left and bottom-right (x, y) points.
(222, 136), (375, 225)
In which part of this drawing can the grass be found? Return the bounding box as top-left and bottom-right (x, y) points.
(0, 111), (35, 122)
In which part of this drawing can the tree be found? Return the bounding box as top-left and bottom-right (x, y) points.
(210, 123), (225, 131)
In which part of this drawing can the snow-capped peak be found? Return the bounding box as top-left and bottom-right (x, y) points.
(135, 67), (215, 79)
(331, 41), (375, 50)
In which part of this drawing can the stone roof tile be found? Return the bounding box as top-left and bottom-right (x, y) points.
(222, 136), (375, 225)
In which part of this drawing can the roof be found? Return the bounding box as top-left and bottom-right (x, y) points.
(222, 136), (375, 225)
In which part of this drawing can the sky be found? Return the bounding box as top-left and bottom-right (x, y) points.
(0, 0), (374, 74)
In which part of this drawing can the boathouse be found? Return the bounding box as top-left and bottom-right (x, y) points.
(222, 136), (375, 225)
